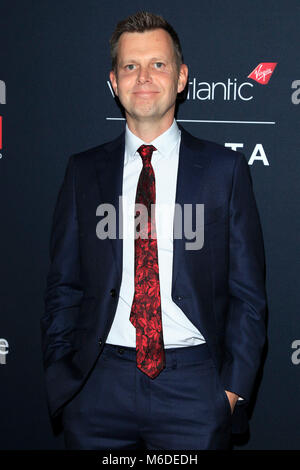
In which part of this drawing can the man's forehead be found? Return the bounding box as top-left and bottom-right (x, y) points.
(118, 29), (173, 49)
(117, 29), (175, 60)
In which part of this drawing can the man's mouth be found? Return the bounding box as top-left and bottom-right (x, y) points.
(132, 91), (159, 96)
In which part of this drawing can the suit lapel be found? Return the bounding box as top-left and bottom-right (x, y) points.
(171, 126), (211, 292)
(94, 132), (125, 281)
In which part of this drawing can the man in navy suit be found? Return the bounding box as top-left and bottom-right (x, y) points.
(41, 11), (267, 450)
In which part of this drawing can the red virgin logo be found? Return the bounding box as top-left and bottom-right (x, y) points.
(248, 63), (277, 85)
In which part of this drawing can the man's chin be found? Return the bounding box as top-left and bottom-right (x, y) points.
(127, 110), (160, 122)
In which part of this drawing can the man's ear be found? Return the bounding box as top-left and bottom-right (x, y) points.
(177, 64), (188, 94)
(109, 70), (118, 96)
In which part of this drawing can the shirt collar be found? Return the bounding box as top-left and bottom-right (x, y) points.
(124, 119), (181, 164)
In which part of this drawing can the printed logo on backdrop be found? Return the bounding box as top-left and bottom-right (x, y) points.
(186, 78), (253, 101)
(0, 338), (9, 365)
(248, 63), (277, 85)
(106, 65), (278, 104)
(225, 143), (269, 166)
(291, 80), (300, 104)
(291, 340), (300, 365)
(106, 63), (278, 166)
(0, 80), (6, 160)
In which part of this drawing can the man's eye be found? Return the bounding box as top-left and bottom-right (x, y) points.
(126, 64), (136, 70)
(154, 62), (164, 69)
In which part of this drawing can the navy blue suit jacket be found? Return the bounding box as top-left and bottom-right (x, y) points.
(41, 125), (267, 434)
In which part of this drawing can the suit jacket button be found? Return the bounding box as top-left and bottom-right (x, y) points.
(99, 339), (102, 345)
(110, 288), (117, 298)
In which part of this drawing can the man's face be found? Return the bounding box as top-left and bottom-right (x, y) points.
(109, 28), (188, 125)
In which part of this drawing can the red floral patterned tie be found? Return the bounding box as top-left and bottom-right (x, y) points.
(129, 144), (166, 379)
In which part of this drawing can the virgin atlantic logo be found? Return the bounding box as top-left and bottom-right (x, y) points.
(248, 63), (277, 85)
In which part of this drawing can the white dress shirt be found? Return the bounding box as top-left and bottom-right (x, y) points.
(106, 119), (206, 348)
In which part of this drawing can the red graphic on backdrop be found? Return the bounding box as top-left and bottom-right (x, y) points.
(248, 63), (277, 85)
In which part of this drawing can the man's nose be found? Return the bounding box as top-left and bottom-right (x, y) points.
(137, 66), (151, 84)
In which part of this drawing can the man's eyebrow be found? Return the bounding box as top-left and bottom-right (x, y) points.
(119, 58), (138, 64)
(119, 56), (169, 64)
(149, 57), (168, 61)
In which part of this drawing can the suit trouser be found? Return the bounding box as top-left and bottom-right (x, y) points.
(62, 342), (232, 450)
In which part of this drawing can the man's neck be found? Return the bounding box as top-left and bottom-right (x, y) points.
(125, 114), (175, 143)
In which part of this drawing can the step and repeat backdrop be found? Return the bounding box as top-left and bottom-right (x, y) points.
(0, 0), (299, 450)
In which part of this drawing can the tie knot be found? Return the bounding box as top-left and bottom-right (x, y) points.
(137, 144), (157, 164)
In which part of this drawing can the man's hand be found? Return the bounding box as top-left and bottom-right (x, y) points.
(225, 390), (239, 414)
